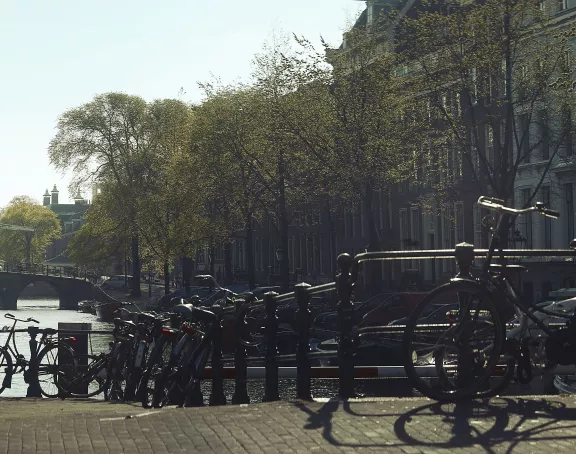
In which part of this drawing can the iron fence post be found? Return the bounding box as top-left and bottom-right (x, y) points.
(263, 291), (279, 402)
(455, 243), (475, 277)
(295, 282), (312, 400)
(25, 326), (42, 397)
(337, 253), (355, 398)
(209, 315), (226, 406)
(232, 293), (252, 405)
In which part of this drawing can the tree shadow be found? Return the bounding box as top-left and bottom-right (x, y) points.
(294, 397), (576, 451)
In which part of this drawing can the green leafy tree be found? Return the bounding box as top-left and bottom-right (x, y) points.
(0, 196), (60, 267)
(49, 92), (153, 296)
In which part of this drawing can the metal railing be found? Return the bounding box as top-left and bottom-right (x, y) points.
(1, 263), (96, 282)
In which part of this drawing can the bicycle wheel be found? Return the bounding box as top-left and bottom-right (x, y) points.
(36, 344), (74, 398)
(56, 354), (107, 398)
(140, 336), (175, 408)
(155, 333), (202, 408)
(0, 349), (13, 395)
(106, 343), (130, 401)
(403, 280), (505, 401)
(182, 344), (212, 407)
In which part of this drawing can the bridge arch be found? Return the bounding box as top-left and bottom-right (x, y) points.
(0, 272), (95, 310)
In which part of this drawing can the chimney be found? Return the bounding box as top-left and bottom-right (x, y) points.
(43, 189), (51, 206)
(51, 185), (59, 205)
(74, 189), (84, 205)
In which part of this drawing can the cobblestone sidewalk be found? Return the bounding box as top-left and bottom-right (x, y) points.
(1, 395), (576, 453)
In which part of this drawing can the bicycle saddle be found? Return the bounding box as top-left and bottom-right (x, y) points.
(570, 238), (576, 250)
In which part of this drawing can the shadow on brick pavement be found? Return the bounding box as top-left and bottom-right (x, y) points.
(2, 396), (576, 452)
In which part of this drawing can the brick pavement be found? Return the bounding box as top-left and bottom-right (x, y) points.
(1, 395), (576, 453)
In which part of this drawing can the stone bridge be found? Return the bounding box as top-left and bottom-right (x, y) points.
(0, 271), (96, 310)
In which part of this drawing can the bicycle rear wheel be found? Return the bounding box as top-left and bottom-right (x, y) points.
(403, 280), (505, 401)
(56, 354), (107, 398)
(140, 336), (175, 408)
(182, 344), (212, 407)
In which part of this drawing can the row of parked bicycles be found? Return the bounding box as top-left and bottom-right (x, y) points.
(52, 301), (226, 408)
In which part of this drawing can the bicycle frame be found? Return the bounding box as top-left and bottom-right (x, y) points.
(475, 197), (568, 340)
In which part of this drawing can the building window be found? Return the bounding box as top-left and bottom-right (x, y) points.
(473, 204), (483, 249)
(541, 186), (552, 248)
(539, 110), (549, 161)
(288, 237), (296, 274)
(566, 183), (574, 244)
(485, 124), (494, 171)
(521, 188), (533, 248)
(455, 202), (464, 243)
(519, 114), (530, 163)
(399, 209), (408, 271)
(559, 0), (568, 11)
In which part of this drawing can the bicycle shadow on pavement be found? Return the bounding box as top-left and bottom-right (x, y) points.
(393, 397), (576, 453)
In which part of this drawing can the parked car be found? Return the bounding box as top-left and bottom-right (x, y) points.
(101, 275), (133, 290)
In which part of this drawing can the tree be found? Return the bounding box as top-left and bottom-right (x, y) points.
(254, 23), (425, 291)
(0, 197), (60, 267)
(49, 92), (153, 296)
(66, 185), (131, 276)
(398, 0), (574, 243)
(188, 83), (270, 289)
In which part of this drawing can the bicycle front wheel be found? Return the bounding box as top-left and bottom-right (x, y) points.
(0, 349), (13, 395)
(403, 280), (505, 401)
(37, 344), (75, 398)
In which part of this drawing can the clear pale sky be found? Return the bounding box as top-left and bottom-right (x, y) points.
(0, 0), (362, 208)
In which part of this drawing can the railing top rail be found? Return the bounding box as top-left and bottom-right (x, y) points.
(306, 282), (336, 295)
(353, 248), (576, 264)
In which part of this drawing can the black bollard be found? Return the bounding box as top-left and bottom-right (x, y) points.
(455, 242), (475, 278)
(337, 253), (355, 399)
(26, 326), (42, 397)
(232, 294), (252, 405)
(209, 316), (226, 406)
(294, 283), (312, 400)
(263, 291), (279, 402)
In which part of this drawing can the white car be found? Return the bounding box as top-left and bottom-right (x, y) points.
(101, 275), (133, 290)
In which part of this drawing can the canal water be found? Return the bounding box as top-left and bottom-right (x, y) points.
(3, 298), (413, 401)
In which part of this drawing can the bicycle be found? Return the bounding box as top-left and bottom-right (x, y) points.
(0, 313), (75, 397)
(57, 310), (168, 399)
(403, 195), (566, 401)
(149, 302), (231, 408)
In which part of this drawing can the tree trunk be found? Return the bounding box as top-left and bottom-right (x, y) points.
(209, 244), (215, 278)
(224, 242), (233, 285)
(182, 256), (194, 292)
(363, 184), (382, 295)
(246, 214), (256, 290)
(130, 235), (141, 297)
(324, 199), (338, 281)
(278, 150), (290, 292)
(164, 261), (170, 295)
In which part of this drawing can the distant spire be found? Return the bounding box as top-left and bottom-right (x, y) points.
(51, 185), (59, 205)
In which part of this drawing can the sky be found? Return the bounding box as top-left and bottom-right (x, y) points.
(0, 0), (363, 208)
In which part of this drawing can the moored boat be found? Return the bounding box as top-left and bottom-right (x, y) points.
(77, 300), (98, 314)
(94, 301), (124, 322)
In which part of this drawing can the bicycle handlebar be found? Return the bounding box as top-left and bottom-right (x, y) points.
(4, 314), (39, 324)
(478, 196), (560, 219)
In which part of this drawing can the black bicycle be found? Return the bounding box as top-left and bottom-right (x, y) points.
(0, 314), (75, 397)
(403, 196), (567, 401)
